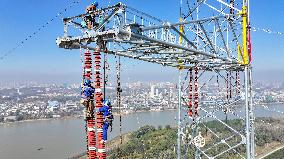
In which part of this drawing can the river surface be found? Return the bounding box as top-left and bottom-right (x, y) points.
(0, 104), (283, 159)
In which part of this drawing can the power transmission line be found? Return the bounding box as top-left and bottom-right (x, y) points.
(0, 1), (80, 61)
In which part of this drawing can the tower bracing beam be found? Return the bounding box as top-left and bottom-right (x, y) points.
(56, 2), (247, 71)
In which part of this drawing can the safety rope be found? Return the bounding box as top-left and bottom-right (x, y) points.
(116, 53), (123, 146)
(118, 60), (123, 145)
(236, 71), (240, 95)
(226, 72), (229, 100)
(225, 71), (232, 122)
(217, 75), (221, 100)
(230, 0), (235, 15)
(103, 53), (107, 100)
(229, 71), (232, 99)
(217, 75), (219, 89)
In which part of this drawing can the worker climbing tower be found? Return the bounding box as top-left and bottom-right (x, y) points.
(56, 0), (254, 158)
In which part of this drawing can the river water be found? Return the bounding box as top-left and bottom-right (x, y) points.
(0, 104), (283, 159)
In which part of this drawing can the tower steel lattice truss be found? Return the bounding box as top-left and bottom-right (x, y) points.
(56, 0), (254, 158)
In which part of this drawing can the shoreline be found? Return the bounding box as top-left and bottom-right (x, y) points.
(112, 108), (176, 116)
(0, 109), (177, 126)
(0, 102), (282, 126)
(0, 115), (81, 126)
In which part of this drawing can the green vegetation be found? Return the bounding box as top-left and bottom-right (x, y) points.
(108, 125), (177, 159)
(107, 121), (245, 159)
(105, 118), (284, 159)
(255, 118), (284, 147)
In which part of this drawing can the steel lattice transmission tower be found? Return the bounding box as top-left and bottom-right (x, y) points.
(56, 0), (254, 158)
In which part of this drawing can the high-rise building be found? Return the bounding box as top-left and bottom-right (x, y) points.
(150, 85), (155, 98)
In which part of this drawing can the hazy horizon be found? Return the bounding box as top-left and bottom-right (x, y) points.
(1, 0), (284, 84)
(1, 64), (284, 84)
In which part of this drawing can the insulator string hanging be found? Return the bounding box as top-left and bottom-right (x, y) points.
(188, 69), (193, 117)
(194, 66), (199, 117)
(93, 48), (106, 158)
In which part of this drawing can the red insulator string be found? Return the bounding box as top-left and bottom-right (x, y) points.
(188, 69), (193, 117)
(83, 49), (97, 159)
(93, 48), (106, 159)
(194, 66), (199, 117)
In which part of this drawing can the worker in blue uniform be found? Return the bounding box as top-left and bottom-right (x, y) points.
(81, 79), (95, 100)
(81, 79), (95, 117)
(96, 99), (113, 143)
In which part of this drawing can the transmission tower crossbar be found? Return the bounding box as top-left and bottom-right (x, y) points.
(56, 3), (245, 71)
(56, 1), (254, 159)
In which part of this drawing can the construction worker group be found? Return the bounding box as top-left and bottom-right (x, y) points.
(81, 79), (113, 144)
